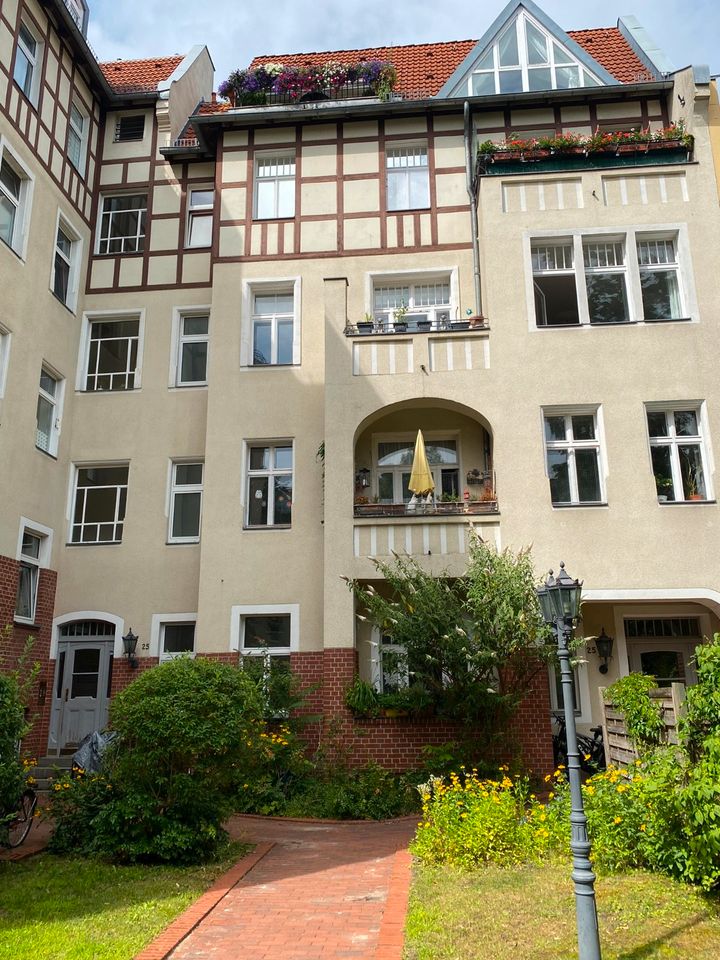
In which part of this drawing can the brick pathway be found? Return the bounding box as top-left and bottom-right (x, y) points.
(166, 815), (418, 960)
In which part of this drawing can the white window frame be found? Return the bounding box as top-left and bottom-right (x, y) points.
(64, 0), (85, 31)
(169, 307), (210, 387)
(467, 10), (603, 96)
(15, 518), (53, 625)
(240, 278), (301, 367)
(645, 402), (714, 503)
(386, 143), (430, 212)
(0, 137), (35, 260)
(150, 614), (197, 661)
(13, 20), (42, 105)
(36, 363), (65, 457)
(97, 193), (147, 255)
(77, 310), (145, 393)
(542, 406), (607, 506)
(167, 460), (204, 543)
(525, 225), (697, 332)
(67, 101), (88, 175)
(186, 187), (214, 248)
(0, 322), (11, 400)
(636, 235), (686, 322)
(253, 153), (296, 220)
(370, 627), (409, 693)
(229, 602), (300, 655)
(50, 211), (82, 312)
(69, 463), (129, 545)
(244, 440), (294, 529)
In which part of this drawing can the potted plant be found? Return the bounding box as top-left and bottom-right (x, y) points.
(344, 676), (379, 718)
(393, 303), (409, 333)
(357, 313), (374, 335)
(416, 315), (432, 332)
(654, 473), (673, 502)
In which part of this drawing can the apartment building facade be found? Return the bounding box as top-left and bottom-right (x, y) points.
(1, 0), (718, 770)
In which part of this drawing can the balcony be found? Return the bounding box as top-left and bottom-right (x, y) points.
(345, 315), (488, 337)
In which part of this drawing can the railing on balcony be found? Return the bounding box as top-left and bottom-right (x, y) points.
(354, 499), (498, 518)
(345, 315), (488, 337)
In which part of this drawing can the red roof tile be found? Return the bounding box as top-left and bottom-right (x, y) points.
(569, 28), (656, 83)
(99, 55), (185, 93)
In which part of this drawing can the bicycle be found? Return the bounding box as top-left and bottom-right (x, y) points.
(5, 786), (38, 848)
(552, 713), (606, 772)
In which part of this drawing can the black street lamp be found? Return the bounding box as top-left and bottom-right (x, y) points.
(537, 562), (602, 960)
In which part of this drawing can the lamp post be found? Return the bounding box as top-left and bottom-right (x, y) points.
(537, 562), (602, 960)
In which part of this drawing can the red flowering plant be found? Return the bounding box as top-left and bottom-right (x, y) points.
(219, 60), (397, 105)
(478, 122), (692, 159)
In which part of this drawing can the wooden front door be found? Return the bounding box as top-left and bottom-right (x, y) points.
(49, 639), (113, 753)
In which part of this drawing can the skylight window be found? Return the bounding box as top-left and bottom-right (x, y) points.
(469, 11), (602, 96)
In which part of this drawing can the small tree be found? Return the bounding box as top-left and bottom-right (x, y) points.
(346, 535), (553, 726)
(0, 634), (39, 843)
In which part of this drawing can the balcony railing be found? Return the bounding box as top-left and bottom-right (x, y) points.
(478, 139), (691, 177)
(345, 316), (488, 337)
(354, 500), (498, 518)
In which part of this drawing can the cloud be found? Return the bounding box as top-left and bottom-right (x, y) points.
(87, 0), (718, 86)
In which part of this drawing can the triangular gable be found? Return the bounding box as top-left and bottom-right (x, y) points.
(436, 0), (616, 99)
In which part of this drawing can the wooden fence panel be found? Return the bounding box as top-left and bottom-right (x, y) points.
(599, 682), (685, 767)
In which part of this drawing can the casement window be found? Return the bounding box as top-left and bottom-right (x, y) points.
(531, 229), (690, 328)
(71, 465), (129, 543)
(67, 103), (88, 174)
(64, 0), (86, 30)
(0, 148), (33, 258)
(98, 194), (147, 254)
(371, 631), (409, 693)
(251, 290), (294, 365)
(169, 461), (203, 542)
(175, 313), (209, 386)
(372, 277), (451, 330)
(646, 406), (711, 502)
(51, 217), (81, 310)
(246, 443), (293, 527)
(254, 155), (295, 219)
(637, 238), (683, 320)
(15, 528), (46, 623)
(468, 12), (602, 95)
(160, 622), (195, 660)
(186, 188), (213, 248)
(0, 323), (10, 399)
(375, 437), (460, 503)
(386, 146), (429, 211)
(84, 316), (140, 391)
(13, 22), (41, 103)
(36, 366), (63, 455)
(114, 115), (145, 143)
(543, 410), (604, 505)
(238, 611), (296, 716)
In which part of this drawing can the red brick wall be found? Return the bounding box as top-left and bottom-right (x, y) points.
(0, 555), (57, 759)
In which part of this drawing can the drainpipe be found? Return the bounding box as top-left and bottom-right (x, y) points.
(464, 100), (483, 317)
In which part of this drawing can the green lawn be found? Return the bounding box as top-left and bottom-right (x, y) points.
(0, 846), (248, 960)
(405, 860), (720, 960)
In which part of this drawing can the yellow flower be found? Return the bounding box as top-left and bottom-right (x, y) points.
(640, 823), (646, 832)
(613, 816), (622, 824)
(584, 754), (591, 761)
(544, 774), (552, 782)
(616, 784), (627, 793)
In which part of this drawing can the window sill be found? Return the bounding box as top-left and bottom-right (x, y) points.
(166, 539), (201, 545)
(184, 244), (212, 251)
(13, 619), (38, 629)
(35, 446), (58, 461)
(13, 82), (39, 111)
(50, 289), (77, 315)
(252, 216), (295, 223)
(551, 502), (608, 509)
(536, 318), (693, 330)
(243, 524), (292, 531)
(657, 499), (716, 505)
(93, 251), (145, 259)
(244, 363), (298, 370)
(171, 382), (209, 390)
(387, 206), (431, 214)
(0, 236), (25, 262)
(65, 540), (123, 547)
(78, 388), (142, 395)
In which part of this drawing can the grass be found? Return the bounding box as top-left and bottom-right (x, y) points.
(404, 860), (720, 960)
(0, 844), (249, 960)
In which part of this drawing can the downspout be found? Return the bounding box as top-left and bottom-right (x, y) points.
(464, 100), (483, 317)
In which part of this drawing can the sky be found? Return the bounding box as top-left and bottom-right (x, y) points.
(86, 0), (718, 85)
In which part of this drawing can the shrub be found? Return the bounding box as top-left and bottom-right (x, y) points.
(0, 635), (38, 844)
(284, 763), (418, 821)
(233, 725), (313, 816)
(681, 634), (720, 761)
(50, 658), (264, 863)
(411, 768), (566, 868)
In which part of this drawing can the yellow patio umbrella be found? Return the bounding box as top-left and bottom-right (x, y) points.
(408, 429), (435, 497)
